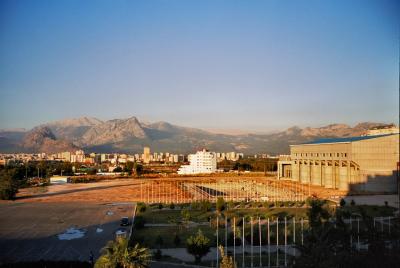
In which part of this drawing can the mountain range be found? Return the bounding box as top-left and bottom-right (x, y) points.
(0, 116), (391, 155)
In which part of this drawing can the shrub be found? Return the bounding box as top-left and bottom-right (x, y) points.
(181, 208), (191, 222)
(200, 200), (212, 212)
(191, 201), (200, 210)
(154, 249), (162, 260)
(0, 169), (18, 200)
(169, 203), (175, 209)
(173, 234), (181, 246)
(137, 203), (147, 213)
(186, 229), (210, 263)
(134, 215), (146, 229)
(155, 235), (164, 248)
(158, 203), (163, 210)
(216, 197), (226, 212)
(339, 199), (346, 207)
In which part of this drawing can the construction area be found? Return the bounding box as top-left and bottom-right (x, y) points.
(14, 176), (347, 204)
(136, 177), (346, 204)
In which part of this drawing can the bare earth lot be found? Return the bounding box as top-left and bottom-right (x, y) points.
(0, 202), (135, 264)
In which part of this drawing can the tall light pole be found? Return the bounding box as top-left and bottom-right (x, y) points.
(217, 216), (219, 268)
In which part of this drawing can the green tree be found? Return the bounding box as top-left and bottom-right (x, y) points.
(134, 216), (146, 229)
(125, 161), (134, 175)
(200, 200), (212, 212)
(0, 169), (19, 200)
(95, 237), (151, 268)
(186, 229), (210, 263)
(173, 234), (181, 247)
(216, 197), (225, 212)
(219, 245), (236, 268)
(181, 208), (191, 223)
(295, 201), (351, 267)
(137, 203), (146, 213)
(113, 166), (123, 172)
(87, 168), (97, 175)
(155, 235), (163, 249)
(154, 249), (162, 261)
(306, 198), (330, 229)
(182, 209), (191, 223)
(133, 163), (143, 177)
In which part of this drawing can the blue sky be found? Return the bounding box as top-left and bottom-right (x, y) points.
(0, 0), (398, 132)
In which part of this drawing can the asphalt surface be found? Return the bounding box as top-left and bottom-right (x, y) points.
(0, 202), (135, 264)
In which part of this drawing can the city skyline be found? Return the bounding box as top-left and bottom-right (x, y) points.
(1, 0), (399, 131)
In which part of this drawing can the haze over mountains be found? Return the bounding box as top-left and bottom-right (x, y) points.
(0, 117), (391, 155)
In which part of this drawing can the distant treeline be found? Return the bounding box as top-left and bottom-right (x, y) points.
(217, 158), (278, 172)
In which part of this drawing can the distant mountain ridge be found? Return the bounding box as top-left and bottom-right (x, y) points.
(0, 117), (393, 155)
(21, 126), (78, 154)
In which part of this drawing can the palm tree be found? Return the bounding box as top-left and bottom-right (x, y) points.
(95, 237), (151, 268)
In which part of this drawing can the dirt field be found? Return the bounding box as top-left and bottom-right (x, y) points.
(13, 176), (347, 203)
(0, 202), (135, 264)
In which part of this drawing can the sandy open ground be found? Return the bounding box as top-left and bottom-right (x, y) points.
(13, 176), (348, 203)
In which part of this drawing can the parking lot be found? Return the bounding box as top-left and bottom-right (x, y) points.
(0, 202), (135, 264)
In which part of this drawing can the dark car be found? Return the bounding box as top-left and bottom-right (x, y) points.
(120, 217), (130, 226)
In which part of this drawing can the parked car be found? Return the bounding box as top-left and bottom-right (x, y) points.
(120, 217), (130, 226)
(115, 228), (127, 238)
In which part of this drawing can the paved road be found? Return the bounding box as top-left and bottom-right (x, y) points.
(0, 202), (135, 264)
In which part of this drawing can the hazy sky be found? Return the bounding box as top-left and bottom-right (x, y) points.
(0, 0), (399, 131)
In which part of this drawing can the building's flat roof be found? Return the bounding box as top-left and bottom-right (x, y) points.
(298, 133), (396, 145)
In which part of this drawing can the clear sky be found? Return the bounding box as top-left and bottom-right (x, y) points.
(0, 0), (399, 132)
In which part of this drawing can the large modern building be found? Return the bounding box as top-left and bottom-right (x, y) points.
(177, 149), (217, 175)
(277, 133), (399, 193)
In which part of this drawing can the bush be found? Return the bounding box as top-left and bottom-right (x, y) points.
(134, 215), (146, 229)
(158, 203), (163, 210)
(200, 200), (212, 212)
(155, 235), (164, 248)
(173, 234), (181, 246)
(339, 198), (346, 207)
(296, 201), (305, 207)
(169, 203), (175, 209)
(154, 249), (162, 260)
(181, 208), (191, 222)
(113, 166), (123, 172)
(186, 229), (210, 263)
(191, 201), (200, 210)
(0, 169), (18, 200)
(216, 197), (226, 212)
(137, 203), (147, 213)
(227, 200), (235, 210)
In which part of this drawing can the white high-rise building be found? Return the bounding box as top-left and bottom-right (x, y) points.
(177, 149), (217, 175)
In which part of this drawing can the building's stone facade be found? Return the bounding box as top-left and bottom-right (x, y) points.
(277, 134), (399, 193)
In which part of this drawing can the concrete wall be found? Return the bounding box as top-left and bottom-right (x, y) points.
(278, 134), (399, 193)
